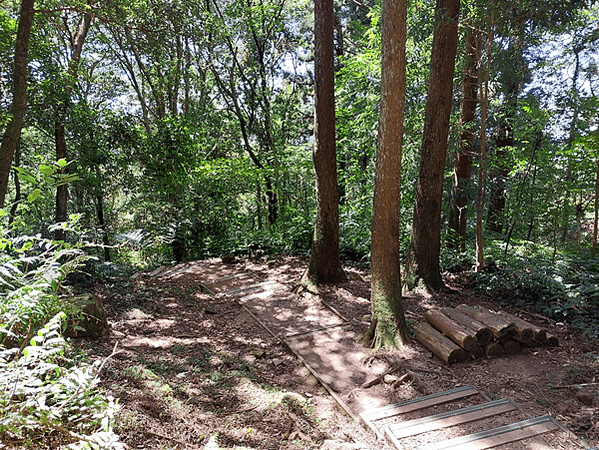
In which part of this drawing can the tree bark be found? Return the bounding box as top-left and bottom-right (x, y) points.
(368, 0), (408, 349)
(593, 159), (599, 255)
(0, 0), (35, 208)
(404, 0), (459, 292)
(440, 306), (493, 345)
(414, 322), (468, 365)
(455, 304), (516, 342)
(476, 15), (494, 272)
(301, 0), (345, 285)
(54, 5), (93, 240)
(424, 309), (478, 352)
(448, 28), (481, 251)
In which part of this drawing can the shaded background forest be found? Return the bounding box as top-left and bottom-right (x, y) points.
(0, 0), (599, 446)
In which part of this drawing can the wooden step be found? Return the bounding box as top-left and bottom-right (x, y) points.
(385, 398), (516, 440)
(360, 385), (479, 423)
(415, 415), (560, 450)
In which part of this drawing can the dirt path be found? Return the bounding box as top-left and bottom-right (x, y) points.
(83, 256), (599, 449)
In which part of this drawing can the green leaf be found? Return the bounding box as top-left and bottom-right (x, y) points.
(56, 159), (68, 168)
(39, 164), (55, 176)
(27, 189), (41, 203)
(14, 167), (36, 184)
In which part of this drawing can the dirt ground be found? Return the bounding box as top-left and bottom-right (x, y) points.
(81, 256), (599, 450)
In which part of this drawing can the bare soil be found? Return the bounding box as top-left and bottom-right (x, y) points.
(81, 256), (599, 450)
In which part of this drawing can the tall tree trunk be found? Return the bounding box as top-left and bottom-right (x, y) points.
(486, 21), (526, 234)
(404, 0), (459, 292)
(368, 0), (409, 350)
(560, 46), (582, 245)
(0, 0), (35, 208)
(448, 28), (481, 251)
(96, 192), (111, 262)
(593, 159), (599, 256)
(8, 144), (22, 227)
(301, 0), (345, 286)
(476, 13), (494, 273)
(54, 6), (92, 240)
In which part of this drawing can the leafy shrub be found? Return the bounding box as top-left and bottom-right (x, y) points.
(0, 312), (123, 448)
(472, 239), (599, 337)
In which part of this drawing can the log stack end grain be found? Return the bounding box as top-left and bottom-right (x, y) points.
(415, 305), (557, 365)
(413, 322), (469, 365)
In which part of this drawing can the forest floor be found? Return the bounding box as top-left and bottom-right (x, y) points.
(81, 256), (599, 450)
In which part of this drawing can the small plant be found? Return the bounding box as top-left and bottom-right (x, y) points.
(0, 313), (123, 448)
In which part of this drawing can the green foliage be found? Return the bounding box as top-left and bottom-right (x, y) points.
(0, 231), (88, 348)
(0, 313), (123, 448)
(472, 239), (599, 338)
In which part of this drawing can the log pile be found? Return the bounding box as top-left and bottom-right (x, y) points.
(414, 304), (557, 364)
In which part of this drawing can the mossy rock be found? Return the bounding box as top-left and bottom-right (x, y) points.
(63, 294), (110, 338)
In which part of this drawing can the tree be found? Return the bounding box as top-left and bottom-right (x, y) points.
(367, 0), (409, 349)
(404, 0), (459, 292)
(0, 0), (35, 208)
(301, 0), (345, 286)
(448, 26), (481, 251)
(53, 3), (93, 240)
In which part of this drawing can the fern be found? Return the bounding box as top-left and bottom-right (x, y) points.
(0, 313), (123, 448)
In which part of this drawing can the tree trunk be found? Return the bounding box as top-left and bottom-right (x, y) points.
(368, 0), (408, 349)
(54, 6), (93, 240)
(448, 28), (481, 251)
(476, 15), (494, 272)
(486, 24), (526, 234)
(8, 144), (22, 227)
(302, 0), (345, 285)
(593, 159), (599, 255)
(96, 192), (111, 262)
(0, 0), (35, 208)
(404, 0), (459, 292)
(560, 47), (582, 246)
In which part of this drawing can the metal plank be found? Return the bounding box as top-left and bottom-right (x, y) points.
(387, 399), (516, 439)
(360, 385), (479, 422)
(418, 415), (560, 450)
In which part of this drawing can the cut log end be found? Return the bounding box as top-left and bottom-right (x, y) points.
(414, 322), (468, 365)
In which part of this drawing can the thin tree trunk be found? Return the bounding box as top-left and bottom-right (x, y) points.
(560, 47), (582, 246)
(448, 27), (481, 251)
(0, 0), (35, 208)
(368, 0), (409, 349)
(96, 192), (111, 262)
(593, 159), (599, 256)
(54, 6), (92, 240)
(404, 0), (459, 292)
(301, 0), (345, 286)
(8, 144), (22, 227)
(476, 14), (495, 273)
(486, 21), (526, 234)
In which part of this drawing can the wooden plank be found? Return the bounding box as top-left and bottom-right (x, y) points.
(360, 386), (479, 422)
(418, 415), (560, 450)
(387, 399), (516, 439)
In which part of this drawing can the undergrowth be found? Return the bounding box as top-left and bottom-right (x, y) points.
(0, 214), (123, 448)
(462, 239), (599, 338)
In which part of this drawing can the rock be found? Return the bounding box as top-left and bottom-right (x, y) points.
(383, 374), (398, 385)
(576, 390), (595, 405)
(221, 255), (236, 264)
(63, 294), (109, 338)
(205, 304), (217, 315)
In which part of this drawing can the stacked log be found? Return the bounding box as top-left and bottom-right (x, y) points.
(413, 304), (557, 365)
